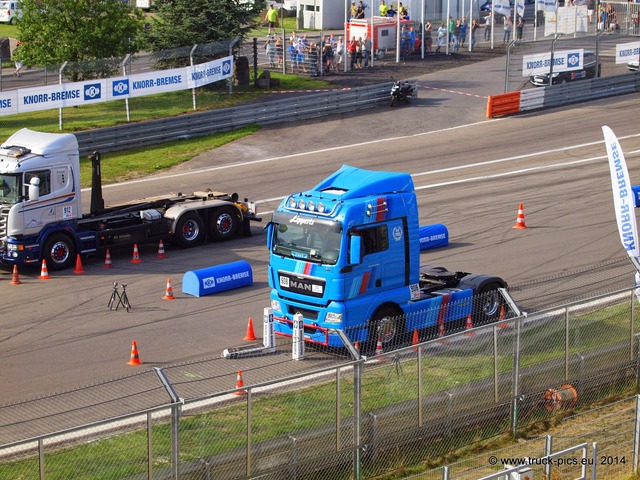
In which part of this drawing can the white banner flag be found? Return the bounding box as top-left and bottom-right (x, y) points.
(493, 0), (512, 18)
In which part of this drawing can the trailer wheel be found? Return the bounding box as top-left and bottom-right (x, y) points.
(366, 305), (405, 354)
(43, 233), (76, 271)
(475, 283), (504, 324)
(209, 207), (238, 241)
(175, 212), (204, 248)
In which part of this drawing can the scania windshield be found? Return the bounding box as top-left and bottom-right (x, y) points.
(0, 174), (19, 204)
(271, 212), (342, 265)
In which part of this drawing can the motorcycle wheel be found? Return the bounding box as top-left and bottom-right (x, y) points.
(390, 95), (397, 107)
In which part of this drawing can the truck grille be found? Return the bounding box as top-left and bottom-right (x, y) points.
(0, 207), (9, 241)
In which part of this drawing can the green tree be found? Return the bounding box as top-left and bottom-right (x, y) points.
(145, 0), (264, 52)
(15, 0), (146, 80)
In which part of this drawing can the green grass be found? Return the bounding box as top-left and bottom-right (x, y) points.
(1, 303), (638, 479)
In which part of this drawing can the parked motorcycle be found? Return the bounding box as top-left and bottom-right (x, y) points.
(390, 79), (416, 107)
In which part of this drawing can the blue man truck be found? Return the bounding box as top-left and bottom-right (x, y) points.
(0, 129), (260, 270)
(267, 165), (508, 350)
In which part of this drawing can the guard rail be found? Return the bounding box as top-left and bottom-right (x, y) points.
(74, 83), (392, 156)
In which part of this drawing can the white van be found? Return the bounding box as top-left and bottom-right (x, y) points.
(0, 1), (21, 25)
(136, 0), (153, 10)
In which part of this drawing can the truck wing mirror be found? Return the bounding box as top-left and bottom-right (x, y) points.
(350, 235), (362, 265)
(28, 176), (40, 202)
(265, 222), (274, 250)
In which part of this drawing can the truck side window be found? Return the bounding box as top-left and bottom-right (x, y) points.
(24, 170), (51, 198)
(358, 225), (388, 256)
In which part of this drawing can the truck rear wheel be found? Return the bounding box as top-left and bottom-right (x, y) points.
(175, 212), (204, 248)
(43, 233), (76, 271)
(475, 283), (505, 324)
(209, 207), (238, 241)
(367, 305), (405, 354)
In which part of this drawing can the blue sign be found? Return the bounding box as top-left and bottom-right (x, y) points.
(112, 79), (129, 97)
(83, 83), (101, 101)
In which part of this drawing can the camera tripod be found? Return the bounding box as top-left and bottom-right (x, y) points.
(108, 282), (132, 312)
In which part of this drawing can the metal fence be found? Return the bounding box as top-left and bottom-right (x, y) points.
(1, 285), (640, 479)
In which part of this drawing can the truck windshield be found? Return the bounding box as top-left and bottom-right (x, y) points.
(272, 215), (342, 265)
(0, 174), (19, 204)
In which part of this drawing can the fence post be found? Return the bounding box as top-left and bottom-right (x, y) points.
(591, 441), (598, 480)
(189, 44), (198, 111)
(634, 394), (640, 474)
(58, 61), (67, 131)
(147, 412), (153, 480)
(565, 305), (570, 383)
(493, 324), (499, 403)
(631, 289), (636, 361)
(510, 317), (522, 439)
(292, 312), (304, 360)
(354, 359), (362, 479)
(171, 403), (180, 480)
(544, 434), (553, 479)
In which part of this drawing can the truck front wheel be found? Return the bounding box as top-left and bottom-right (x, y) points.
(367, 305), (405, 353)
(174, 212), (204, 248)
(209, 207), (238, 241)
(43, 233), (76, 271)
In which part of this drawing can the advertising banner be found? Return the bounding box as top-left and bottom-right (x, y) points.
(522, 49), (584, 76)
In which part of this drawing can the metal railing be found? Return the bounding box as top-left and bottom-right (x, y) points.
(1, 286), (640, 479)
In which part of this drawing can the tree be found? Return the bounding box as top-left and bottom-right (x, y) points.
(144, 0), (264, 53)
(15, 0), (146, 80)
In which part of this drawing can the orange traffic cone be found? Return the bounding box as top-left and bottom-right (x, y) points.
(464, 314), (476, 337)
(243, 317), (257, 341)
(127, 340), (142, 366)
(10, 265), (21, 285)
(156, 240), (167, 259)
(512, 203), (527, 229)
(233, 370), (247, 395)
(73, 254), (86, 274)
(354, 342), (360, 355)
(498, 305), (509, 329)
(374, 336), (385, 360)
(39, 259), (51, 280)
(104, 249), (113, 268)
(162, 278), (175, 300)
(411, 329), (420, 351)
(437, 318), (448, 344)
(130, 244), (142, 264)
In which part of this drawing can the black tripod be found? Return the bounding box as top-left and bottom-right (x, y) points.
(108, 282), (132, 312)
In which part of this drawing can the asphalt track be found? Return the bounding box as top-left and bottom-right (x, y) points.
(1, 53), (639, 407)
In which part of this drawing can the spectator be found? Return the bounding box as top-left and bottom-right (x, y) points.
(309, 43), (319, 76)
(453, 19), (461, 51)
(349, 2), (357, 20)
(363, 33), (371, 67)
(459, 17), (468, 47)
(322, 42), (334, 72)
(335, 36), (345, 68)
(288, 40), (298, 72)
(265, 4), (278, 36)
(484, 12), (492, 41)
(264, 36), (277, 67)
(448, 16), (455, 46)
(399, 2), (408, 19)
(298, 35), (308, 73)
(387, 4), (396, 17)
(503, 16), (512, 43)
(356, 36), (364, 68)
(587, 0), (595, 24)
(348, 36), (358, 69)
(436, 23), (447, 53)
(275, 36), (284, 66)
(516, 16), (524, 41)
(356, 0), (366, 19)
(379, 0), (389, 17)
(425, 21), (433, 53)
(470, 19), (479, 50)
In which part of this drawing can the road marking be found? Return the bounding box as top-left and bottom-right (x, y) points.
(419, 83), (488, 99)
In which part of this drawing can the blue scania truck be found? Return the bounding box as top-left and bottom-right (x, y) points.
(266, 165), (508, 349)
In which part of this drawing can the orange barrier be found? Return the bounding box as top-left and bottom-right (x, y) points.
(486, 91), (521, 118)
(543, 384), (578, 411)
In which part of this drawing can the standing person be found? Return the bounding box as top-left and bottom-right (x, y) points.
(265, 4), (278, 36)
(363, 33), (371, 68)
(587, 0), (595, 24)
(355, 36), (364, 68)
(275, 36), (284, 66)
(348, 36), (358, 70)
(516, 15), (524, 42)
(356, 0), (366, 19)
(264, 36), (277, 67)
(335, 36), (345, 68)
(459, 17), (468, 47)
(448, 15), (455, 46)
(484, 12), (492, 41)
(379, 0), (389, 17)
(436, 23), (447, 53)
(503, 15), (512, 43)
(424, 21), (433, 53)
(452, 19), (461, 51)
(470, 19), (479, 50)
(348, 2), (357, 21)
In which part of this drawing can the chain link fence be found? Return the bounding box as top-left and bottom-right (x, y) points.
(1, 281), (640, 479)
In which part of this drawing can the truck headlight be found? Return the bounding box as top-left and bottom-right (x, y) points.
(325, 312), (342, 323)
(270, 299), (281, 312)
(7, 244), (21, 252)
